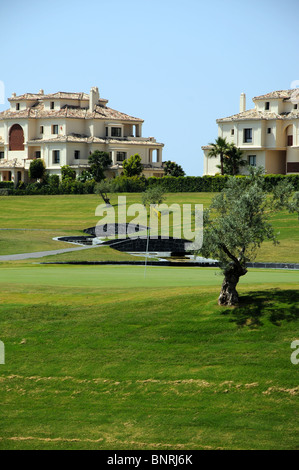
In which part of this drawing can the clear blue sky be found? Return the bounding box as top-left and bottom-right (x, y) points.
(1, 0), (299, 175)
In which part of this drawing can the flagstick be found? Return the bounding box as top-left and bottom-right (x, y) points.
(144, 212), (150, 279)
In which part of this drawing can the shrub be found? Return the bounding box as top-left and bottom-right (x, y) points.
(6, 173), (299, 195)
(109, 175), (147, 193)
(61, 166), (76, 181)
(0, 181), (14, 189)
(49, 174), (60, 188)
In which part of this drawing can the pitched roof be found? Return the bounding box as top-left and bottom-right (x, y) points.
(217, 107), (299, 123)
(8, 91), (90, 101)
(252, 89), (296, 100)
(27, 135), (163, 146)
(0, 102), (143, 122)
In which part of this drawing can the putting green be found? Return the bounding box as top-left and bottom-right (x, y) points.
(0, 265), (298, 288)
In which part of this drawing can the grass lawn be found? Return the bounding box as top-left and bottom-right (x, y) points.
(0, 193), (298, 450)
(0, 265), (298, 450)
(0, 193), (298, 262)
(0, 229), (82, 256)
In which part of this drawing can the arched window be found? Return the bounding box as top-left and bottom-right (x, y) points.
(9, 124), (24, 151)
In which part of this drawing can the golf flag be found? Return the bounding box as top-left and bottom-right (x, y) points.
(151, 205), (161, 220)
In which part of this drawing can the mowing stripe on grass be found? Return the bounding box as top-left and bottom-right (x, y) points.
(0, 265), (298, 289)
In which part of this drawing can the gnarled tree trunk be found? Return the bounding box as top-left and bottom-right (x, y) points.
(218, 263), (247, 306)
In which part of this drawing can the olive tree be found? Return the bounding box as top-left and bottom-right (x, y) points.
(199, 169), (299, 306)
(95, 179), (113, 205)
(142, 186), (166, 207)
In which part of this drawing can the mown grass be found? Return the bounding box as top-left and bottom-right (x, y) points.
(0, 266), (298, 450)
(0, 229), (82, 256)
(0, 193), (298, 262)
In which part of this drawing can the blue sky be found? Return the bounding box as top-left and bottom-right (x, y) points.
(1, 0), (299, 175)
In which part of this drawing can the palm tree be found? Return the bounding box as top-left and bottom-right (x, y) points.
(208, 137), (230, 175)
(224, 144), (247, 175)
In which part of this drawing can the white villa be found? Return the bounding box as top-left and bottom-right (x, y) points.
(202, 89), (299, 175)
(0, 87), (164, 185)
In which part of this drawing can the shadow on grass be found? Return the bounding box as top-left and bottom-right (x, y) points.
(222, 289), (299, 327)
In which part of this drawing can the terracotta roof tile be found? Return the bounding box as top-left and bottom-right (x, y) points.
(0, 102), (143, 122)
(252, 89), (295, 100)
(28, 135), (163, 146)
(217, 107), (299, 122)
(9, 91), (90, 101)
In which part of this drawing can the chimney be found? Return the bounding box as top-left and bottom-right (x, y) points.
(39, 89), (44, 94)
(89, 86), (99, 111)
(240, 93), (246, 113)
(11, 92), (16, 98)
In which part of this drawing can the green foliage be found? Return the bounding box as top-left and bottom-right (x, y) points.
(88, 151), (112, 182)
(163, 160), (185, 177)
(147, 175), (232, 192)
(218, 144), (248, 175)
(142, 186), (166, 206)
(108, 175), (147, 193)
(48, 174), (60, 188)
(200, 168), (299, 274)
(123, 154), (143, 177)
(95, 179), (114, 204)
(61, 165), (76, 181)
(10, 179), (96, 196)
(28, 158), (47, 180)
(208, 137), (231, 175)
(77, 170), (93, 183)
(0, 181), (14, 189)
(0, 188), (11, 196)
(8, 173), (299, 196)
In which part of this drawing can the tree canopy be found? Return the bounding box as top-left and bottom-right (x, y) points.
(88, 151), (112, 182)
(28, 158), (47, 181)
(123, 154), (143, 177)
(199, 168), (299, 306)
(142, 186), (166, 207)
(95, 179), (113, 205)
(219, 143), (247, 175)
(163, 160), (185, 177)
(208, 137), (230, 175)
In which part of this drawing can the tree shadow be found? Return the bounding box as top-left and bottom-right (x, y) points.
(221, 289), (299, 328)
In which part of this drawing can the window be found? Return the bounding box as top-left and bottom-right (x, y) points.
(105, 127), (108, 137)
(52, 125), (58, 134)
(40, 126), (44, 134)
(35, 151), (41, 159)
(244, 128), (252, 143)
(74, 150), (80, 160)
(248, 155), (256, 167)
(50, 102), (55, 110)
(116, 152), (126, 162)
(294, 104), (298, 110)
(267, 128), (271, 134)
(111, 127), (122, 137)
(231, 129), (234, 136)
(265, 102), (270, 110)
(288, 135), (293, 146)
(53, 150), (60, 164)
(0, 152), (4, 159)
(16, 103), (20, 110)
